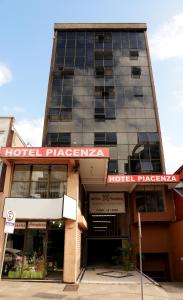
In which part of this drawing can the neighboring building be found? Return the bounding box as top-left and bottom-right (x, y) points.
(169, 165), (183, 281)
(0, 24), (180, 283)
(0, 117), (26, 191)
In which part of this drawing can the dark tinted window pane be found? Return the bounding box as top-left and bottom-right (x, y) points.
(108, 160), (118, 174)
(134, 86), (143, 97)
(131, 66), (141, 78)
(62, 96), (72, 107)
(106, 108), (116, 119)
(94, 133), (105, 145)
(106, 132), (117, 145)
(140, 160), (153, 172)
(136, 191), (164, 212)
(47, 133), (71, 146)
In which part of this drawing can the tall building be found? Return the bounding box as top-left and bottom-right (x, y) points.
(41, 23), (172, 281)
(43, 23), (165, 176)
(0, 24), (180, 283)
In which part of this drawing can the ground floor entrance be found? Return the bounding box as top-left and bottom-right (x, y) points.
(87, 239), (122, 267)
(2, 220), (65, 280)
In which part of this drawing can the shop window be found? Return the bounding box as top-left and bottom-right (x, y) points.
(136, 190), (164, 212)
(129, 50), (139, 60)
(94, 132), (117, 146)
(131, 66), (141, 78)
(108, 159), (118, 174)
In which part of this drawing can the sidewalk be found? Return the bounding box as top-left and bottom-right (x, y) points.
(0, 280), (183, 300)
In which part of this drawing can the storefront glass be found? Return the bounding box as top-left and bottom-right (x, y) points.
(2, 221), (65, 280)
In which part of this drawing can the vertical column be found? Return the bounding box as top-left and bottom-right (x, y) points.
(63, 165), (79, 283)
(0, 163), (13, 265)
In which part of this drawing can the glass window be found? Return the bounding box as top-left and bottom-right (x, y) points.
(106, 108), (116, 119)
(62, 96), (72, 108)
(12, 165), (31, 181)
(50, 165), (67, 181)
(60, 108), (72, 121)
(11, 165), (67, 198)
(94, 133), (105, 145)
(134, 86), (143, 97)
(138, 132), (159, 144)
(46, 133), (71, 147)
(11, 182), (30, 197)
(31, 165), (49, 182)
(130, 50), (139, 60)
(140, 160), (153, 172)
(136, 191), (164, 212)
(94, 132), (117, 146)
(58, 133), (71, 146)
(131, 66), (141, 78)
(108, 160), (118, 174)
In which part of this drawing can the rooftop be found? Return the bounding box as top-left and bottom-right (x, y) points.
(54, 23), (147, 31)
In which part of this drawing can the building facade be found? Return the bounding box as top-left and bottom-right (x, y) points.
(42, 23), (171, 281)
(0, 116), (26, 192)
(0, 24), (180, 283)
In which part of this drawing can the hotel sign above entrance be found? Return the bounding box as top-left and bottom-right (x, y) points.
(0, 147), (110, 158)
(107, 174), (180, 183)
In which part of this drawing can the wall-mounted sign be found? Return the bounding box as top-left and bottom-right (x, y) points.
(63, 195), (77, 221)
(0, 147), (109, 158)
(3, 197), (63, 220)
(89, 193), (125, 214)
(15, 222), (26, 229)
(28, 222), (47, 229)
(107, 174), (180, 184)
(4, 210), (16, 234)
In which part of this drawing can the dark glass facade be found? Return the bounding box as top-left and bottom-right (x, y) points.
(44, 27), (163, 174)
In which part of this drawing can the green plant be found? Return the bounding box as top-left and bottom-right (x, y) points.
(122, 240), (136, 271)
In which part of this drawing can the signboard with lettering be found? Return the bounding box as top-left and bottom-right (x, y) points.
(15, 222), (26, 229)
(0, 147), (109, 158)
(107, 174), (180, 184)
(89, 193), (125, 214)
(28, 222), (47, 229)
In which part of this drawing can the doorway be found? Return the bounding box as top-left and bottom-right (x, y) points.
(87, 239), (122, 267)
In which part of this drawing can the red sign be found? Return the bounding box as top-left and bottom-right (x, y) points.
(0, 147), (109, 158)
(107, 174), (180, 183)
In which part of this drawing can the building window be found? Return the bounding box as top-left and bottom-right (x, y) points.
(136, 190), (164, 212)
(108, 160), (118, 174)
(94, 107), (115, 120)
(94, 132), (117, 146)
(134, 86), (143, 97)
(48, 108), (72, 121)
(138, 132), (159, 144)
(131, 66), (141, 78)
(46, 133), (71, 146)
(60, 108), (72, 121)
(129, 50), (139, 60)
(11, 165), (67, 198)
